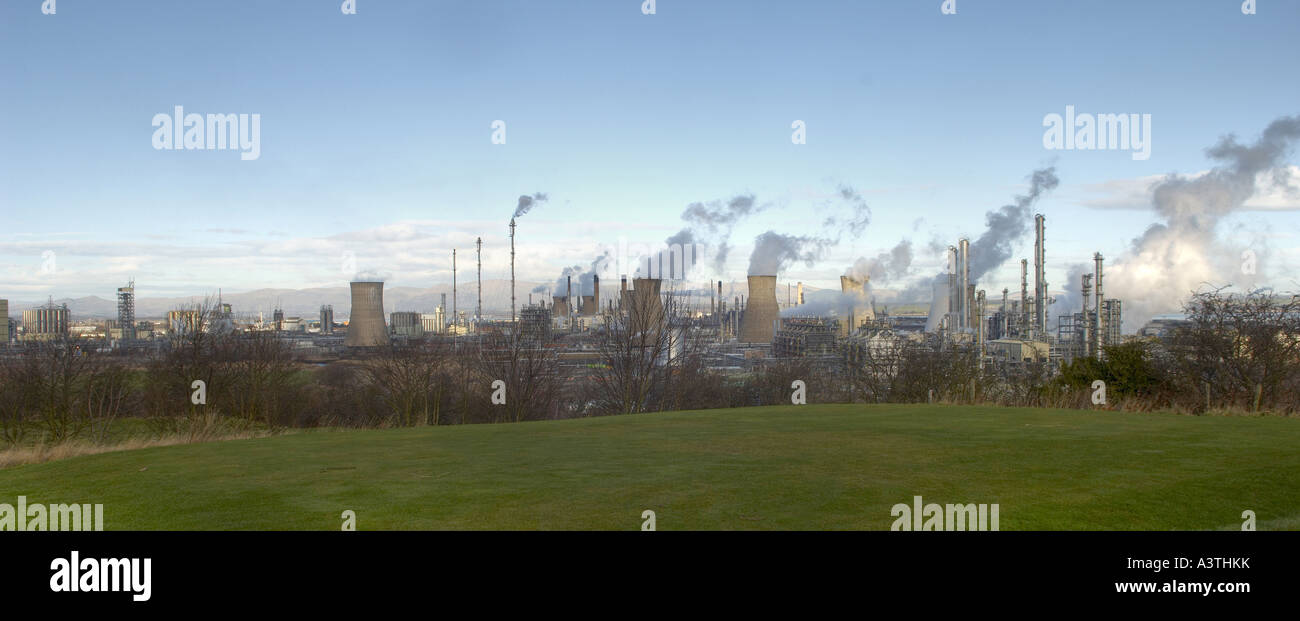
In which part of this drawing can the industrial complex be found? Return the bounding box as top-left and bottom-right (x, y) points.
(0, 209), (1148, 382)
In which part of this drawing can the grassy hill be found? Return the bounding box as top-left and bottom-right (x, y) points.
(2, 404), (1297, 530)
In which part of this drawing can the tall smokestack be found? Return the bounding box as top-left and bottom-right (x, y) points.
(1001, 288), (1009, 338)
(1094, 252), (1105, 359)
(452, 249), (457, 333)
(1034, 214), (1047, 336)
(797, 281), (804, 305)
(947, 246), (958, 331)
(476, 237), (483, 328)
(592, 274), (600, 314)
(959, 238), (971, 331)
(344, 281), (389, 347)
(739, 275), (779, 343)
(1081, 272), (1093, 357)
(1020, 258), (1029, 337)
(510, 218), (516, 324)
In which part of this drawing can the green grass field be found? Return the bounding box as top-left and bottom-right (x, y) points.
(2, 404), (1297, 530)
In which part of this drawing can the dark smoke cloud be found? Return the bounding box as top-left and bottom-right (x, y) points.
(512, 192), (549, 218)
(664, 186), (872, 277)
(968, 167), (1059, 281)
(552, 251), (610, 296)
(669, 193), (766, 273)
(681, 194), (762, 232)
(747, 231), (834, 275)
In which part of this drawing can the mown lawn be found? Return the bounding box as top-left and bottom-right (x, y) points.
(1, 404), (1296, 530)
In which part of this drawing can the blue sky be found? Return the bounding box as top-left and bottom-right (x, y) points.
(2, 0), (1298, 318)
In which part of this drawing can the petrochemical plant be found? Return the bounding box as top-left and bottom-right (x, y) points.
(0, 206), (1140, 384)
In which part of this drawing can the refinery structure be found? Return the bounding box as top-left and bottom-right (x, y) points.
(0, 208), (1135, 383)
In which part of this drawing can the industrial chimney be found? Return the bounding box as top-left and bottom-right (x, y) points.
(1093, 252), (1105, 359)
(344, 281), (389, 347)
(958, 238), (971, 332)
(739, 275), (779, 343)
(947, 246), (958, 331)
(510, 218), (517, 324)
(1033, 214), (1047, 336)
(1020, 258), (1029, 338)
(1081, 272), (1093, 357)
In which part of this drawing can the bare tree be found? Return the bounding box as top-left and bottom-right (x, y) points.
(365, 340), (453, 426)
(1171, 287), (1300, 412)
(475, 331), (560, 423)
(590, 286), (677, 415)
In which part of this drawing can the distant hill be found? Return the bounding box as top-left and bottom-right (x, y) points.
(5, 278), (840, 320)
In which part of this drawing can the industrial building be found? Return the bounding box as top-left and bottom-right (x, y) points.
(22, 300), (70, 340)
(320, 305), (335, 335)
(390, 311), (424, 338)
(0, 299), (8, 346)
(519, 303), (552, 342)
(166, 309), (203, 335)
(1055, 253), (1123, 360)
(773, 317), (840, 357)
(117, 280), (136, 341)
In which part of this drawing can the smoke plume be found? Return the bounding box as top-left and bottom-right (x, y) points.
(747, 231), (834, 275)
(828, 185), (872, 239)
(666, 193), (767, 274)
(968, 167), (1059, 281)
(552, 251), (610, 296)
(512, 192), (549, 218)
(845, 239), (913, 284)
(894, 166), (1058, 304)
(1107, 115), (1300, 331)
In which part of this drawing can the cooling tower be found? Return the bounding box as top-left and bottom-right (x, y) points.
(840, 275), (873, 336)
(739, 275), (779, 343)
(345, 281), (390, 347)
(629, 278), (664, 333)
(552, 296), (569, 318)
